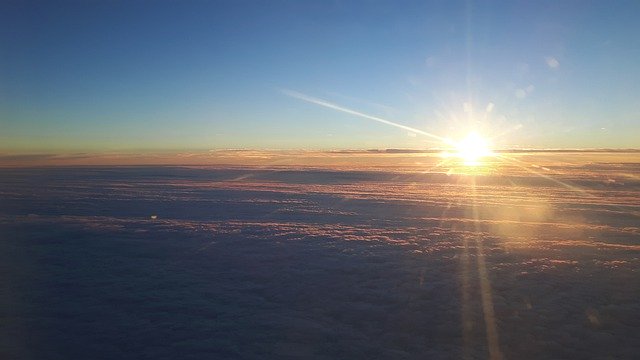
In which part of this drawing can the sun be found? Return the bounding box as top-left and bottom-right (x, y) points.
(455, 132), (493, 165)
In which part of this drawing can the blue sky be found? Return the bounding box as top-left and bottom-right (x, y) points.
(1, 0), (639, 152)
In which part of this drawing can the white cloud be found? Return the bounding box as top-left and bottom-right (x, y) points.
(486, 102), (495, 113)
(545, 56), (560, 69)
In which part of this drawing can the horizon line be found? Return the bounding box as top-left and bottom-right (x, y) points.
(1, 147), (640, 156)
(1, 148), (639, 168)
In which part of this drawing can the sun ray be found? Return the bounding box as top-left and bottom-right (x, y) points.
(470, 176), (503, 360)
(422, 156), (453, 174)
(495, 153), (589, 195)
(488, 123), (523, 142)
(496, 153), (640, 218)
(460, 232), (473, 360)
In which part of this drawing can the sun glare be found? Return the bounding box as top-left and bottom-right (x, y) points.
(455, 132), (493, 165)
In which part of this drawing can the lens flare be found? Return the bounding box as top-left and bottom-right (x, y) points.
(455, 132), (492, 165)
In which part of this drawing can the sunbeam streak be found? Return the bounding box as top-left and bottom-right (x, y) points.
(496, 154), (640, 218)
(471, 178), (503, 360)
(282, 89), (454, 145)
(488, 123), (523, 142)
(496, 154), (588, 195)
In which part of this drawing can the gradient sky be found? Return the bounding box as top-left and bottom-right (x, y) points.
(1, 0), (639, 152)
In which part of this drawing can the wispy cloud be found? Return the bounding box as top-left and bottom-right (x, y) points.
(281, 89), (453, 145)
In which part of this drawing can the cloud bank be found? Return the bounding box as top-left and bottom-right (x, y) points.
(0, 156), (639, 359)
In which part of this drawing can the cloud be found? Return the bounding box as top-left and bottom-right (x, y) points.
(515, 84), (536, 99)
(545, 56), (560, 69)
(486, 102), (495, 113)
(1, 158), (639, 359)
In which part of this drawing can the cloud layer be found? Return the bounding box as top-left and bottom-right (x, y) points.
(1, 157), (639, 359)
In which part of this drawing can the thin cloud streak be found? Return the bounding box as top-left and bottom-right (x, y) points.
(281, 89), (454, 145)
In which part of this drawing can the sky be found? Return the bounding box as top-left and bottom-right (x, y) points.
(1, 0), (639, 153)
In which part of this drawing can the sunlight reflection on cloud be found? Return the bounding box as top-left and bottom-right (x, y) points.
(1, 155), (639, 359)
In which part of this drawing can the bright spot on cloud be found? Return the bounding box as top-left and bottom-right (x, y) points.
(545, 56), (560, 69)
(407, 132), (417, 137)
(486, 102), (495, 113)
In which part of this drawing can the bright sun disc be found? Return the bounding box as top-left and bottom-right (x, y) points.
(455, 132), (492, 165)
